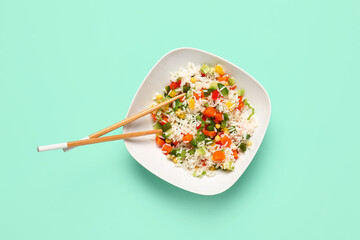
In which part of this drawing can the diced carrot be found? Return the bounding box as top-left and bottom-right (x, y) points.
(179, 96), (186, 102)
(172, 140), (179, 146)
(161, 144), (172, 155)
(152, 113), (157, 122)
(156, 136), (165, 147)
(238, 102), (244, 111)
(218, 74), (229, 82)
(160, 117), (169, 125)
(183, 134), (193, 143)
(201, 89), (205, 98)
(203, 129), (217, 138)
(203, 106), (216, 118)
(232, 149), (238, 159)
(213, 151), (226, 161)
(214, 112), (223, 123)
(194, 92), (200, 100)
(220, 135), (232, 146)
(230, 85), (237, 90)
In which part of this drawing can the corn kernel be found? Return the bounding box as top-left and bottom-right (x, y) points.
(246, 141), (253, 146)
(173, 157), (178, 164)
(169, 90), (177, 97)
(224, 130), (229, 134)
(188, 98), (195, 110)
(215, 65), (225, 75)
(209, 166), (216, 171)
(167, 154), (174, 160)
(223, 82), (229, 86)
(156, 94), (163, 99)
(226, 101), (235, 111)
(165, 139), (172, 143)
(190, 77), (197, 83)
(162, 104), (169, 110)
(176, 109), (185, 119)
(214, 135), (220, 142)
(211, 142), (216, 146)
(215, 124), (220, 129)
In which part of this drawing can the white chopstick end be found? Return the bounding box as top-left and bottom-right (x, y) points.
(37, 143), (68, 152)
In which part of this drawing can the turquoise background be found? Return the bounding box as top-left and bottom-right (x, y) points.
(1, 0), (359, 239)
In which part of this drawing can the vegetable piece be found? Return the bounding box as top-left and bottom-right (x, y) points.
(217, 83), (229, 96)
(203, 106), (216, 118)
(170, 81), (179, 90)
(152, 113), (157, 122)
(205, 118), (215, 125)
(193, 92), (200, 100)
(180, 150), (186, 160)
(162, 122), (171, 132)
(232, 150), (238, 159)
(203, 89), (211, 97)
(190, 77), (197, 83)
(213, 151), (226, 161)
(169, 90), (177, 97)
(243, 98), (255, 120)
(223, 113), (229, 121)
(211, 90), (219, 100)
(215, 65), (225, 75)
(155, 136), (165, 147)
(218, 74), (229, 82)
(209, 81), (218, 92)
(164, 85), (171, 95)
(204, 103), (209, 108)
(188, 149), (196, 155)
(169, 148), (179, 155)
(214, 112), (223, 123)
(183, 134), (193, 143)
(197, 146), (206, 155)
(200, 64), (211, 74)
(153, 122), (162, 130)
(246, 134), (251, 140)
(239, 143), (247, 152)
(160, 117), (168, 125)
(190, 139), (197, 147)
(203, 129), (217, 138)
(183, 84), (191, 93)
(228, 77), (236, 86)
(186, 90), (192, 98)
(220, 120), (227, 128)
(220, 135), (232, 146)
(161, 144), (173, 155)
(237, 89), (245, 96)
(207, 125), (215, 131)
(188, 98), (195, 109)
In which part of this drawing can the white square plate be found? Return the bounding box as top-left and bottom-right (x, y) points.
(123, 48), (271, 195)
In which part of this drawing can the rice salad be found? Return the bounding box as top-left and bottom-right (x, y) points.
(151, 63), (257, 177)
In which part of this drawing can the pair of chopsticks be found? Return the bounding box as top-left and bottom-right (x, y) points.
(37, 93), (186, 152)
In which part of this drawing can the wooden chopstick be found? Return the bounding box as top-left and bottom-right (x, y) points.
(64, 93), (185, 152)
(38, 129), (163, 152)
